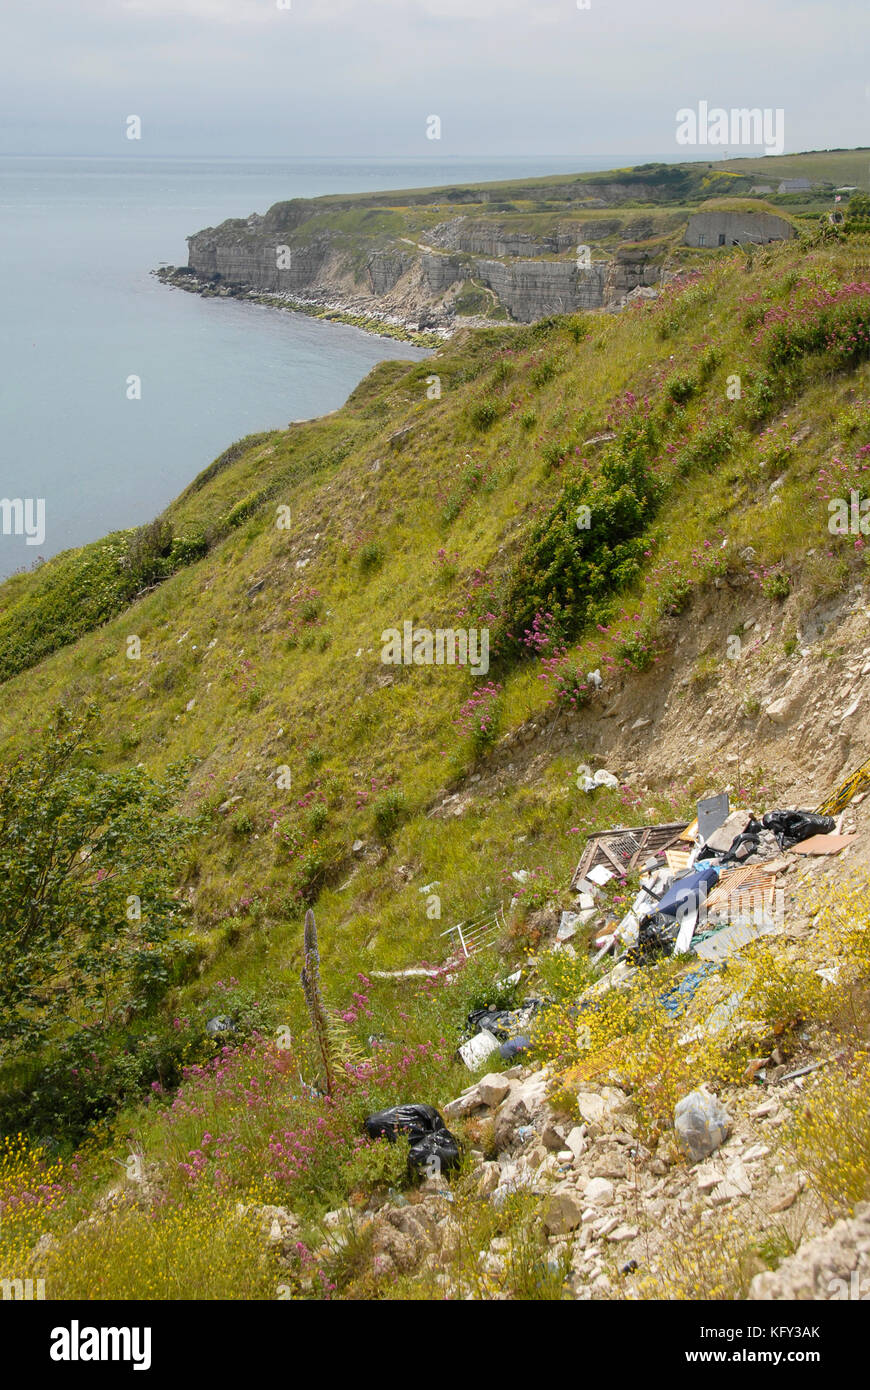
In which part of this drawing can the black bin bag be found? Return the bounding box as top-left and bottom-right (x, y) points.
(364, 1103), (461, 1175)
(761, 810), (835, 850)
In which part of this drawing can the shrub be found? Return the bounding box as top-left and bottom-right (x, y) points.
(454, 683), (502, 754)
(358, 541), (385, 574)
(372, 789), (406, 841)
(469, 400), (499, 431)
(787, 1053), (870, 1214)
(530, 359), (559, 389)
(0, 709), (198, 1054)
(666, 373), (697, 405)
(762, 569), (790, 600)
(500, 418), (662, 650)
(541, 440), (569, 474)
(169, 532), (209, 567)
(124, 517), (175, 589)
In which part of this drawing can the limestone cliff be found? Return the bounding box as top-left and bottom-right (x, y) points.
(183, 209), (665, 330)
(172, 162), (819, 331)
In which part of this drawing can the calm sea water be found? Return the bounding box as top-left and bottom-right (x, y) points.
(0, 154), (609, 577)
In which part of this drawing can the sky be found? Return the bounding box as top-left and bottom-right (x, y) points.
(0, 0), (867, 161)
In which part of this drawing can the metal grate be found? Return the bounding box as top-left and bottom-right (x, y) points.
(440, 904), (507, 959)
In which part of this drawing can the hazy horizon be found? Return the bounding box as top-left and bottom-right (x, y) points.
(1, 0), (867, 160)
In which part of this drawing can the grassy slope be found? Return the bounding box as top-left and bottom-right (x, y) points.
(3, 230), (870, 1295)
(5, 234), (870, 990)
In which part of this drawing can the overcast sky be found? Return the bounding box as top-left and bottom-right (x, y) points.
(0, 0), (867, 160)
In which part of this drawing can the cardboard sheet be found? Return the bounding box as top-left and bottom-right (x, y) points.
(791, 833), (857, 856)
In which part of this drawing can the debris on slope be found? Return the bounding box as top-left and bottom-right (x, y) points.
(749, 1203), (870, 1300)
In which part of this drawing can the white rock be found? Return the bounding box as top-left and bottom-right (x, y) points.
(477, 1073), (511, 1107)
(584, 1177), (615, 1207)
(576, 1087), (629, 1127)
(607, 1224), (639, 1242)
(565, 1126), (587, 1162)
(742, 1144), (770, 1163)
(725, 1159), (752, 1195)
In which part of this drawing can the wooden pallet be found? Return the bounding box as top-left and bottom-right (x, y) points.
(705, 864), (778, 916)
(571, 821), (689, 887)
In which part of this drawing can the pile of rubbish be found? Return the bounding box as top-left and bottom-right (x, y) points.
(459, 998), (543, 1069)
(569, 787), (854, 968)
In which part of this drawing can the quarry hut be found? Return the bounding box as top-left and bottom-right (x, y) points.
(683, 208), (796, 248)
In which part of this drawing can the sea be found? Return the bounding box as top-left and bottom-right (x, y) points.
(0, 154), (624, 578)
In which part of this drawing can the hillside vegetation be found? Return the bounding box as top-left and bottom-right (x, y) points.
(3, 224), (870, 1300)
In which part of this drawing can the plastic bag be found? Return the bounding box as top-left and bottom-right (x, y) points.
(761, 810), (835, 850)
(674, 1088), (732, 1162)
(205, 1015), (235, 1038)
(627, 912), (679, 964)
(364, 1104), (461, 1175)
(466, 998), (542, 1041)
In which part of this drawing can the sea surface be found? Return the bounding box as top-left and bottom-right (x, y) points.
(0, 154), (619, 577)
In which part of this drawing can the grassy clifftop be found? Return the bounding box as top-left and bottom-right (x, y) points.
(3, 226), (870, 1298)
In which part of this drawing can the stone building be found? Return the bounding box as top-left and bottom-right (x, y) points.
(683, 208), (795, 248)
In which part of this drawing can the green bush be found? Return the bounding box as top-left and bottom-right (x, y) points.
(359, 541), (385, 574)
(469, 400), (500, 431)
(0, 709), (199, 1054)
(666, 373), (697, 405)
(229, 809), (255, 836)
(372, 789), (406, 841)
(500, 417), (662, 649)
(530, 359), (559, 389)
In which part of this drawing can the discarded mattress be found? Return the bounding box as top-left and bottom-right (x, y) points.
(656, 865), (720, 919)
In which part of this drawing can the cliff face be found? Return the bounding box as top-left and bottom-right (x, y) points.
(185, 212), (663, 328)
(186, 224), (332, 293)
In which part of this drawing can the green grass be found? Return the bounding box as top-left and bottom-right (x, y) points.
(3, 230), (870, 1296)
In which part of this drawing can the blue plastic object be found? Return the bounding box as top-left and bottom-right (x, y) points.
(656, 865), (719, 919)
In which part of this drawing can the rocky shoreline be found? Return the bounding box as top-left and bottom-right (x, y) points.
(153, 265), (453, 347)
